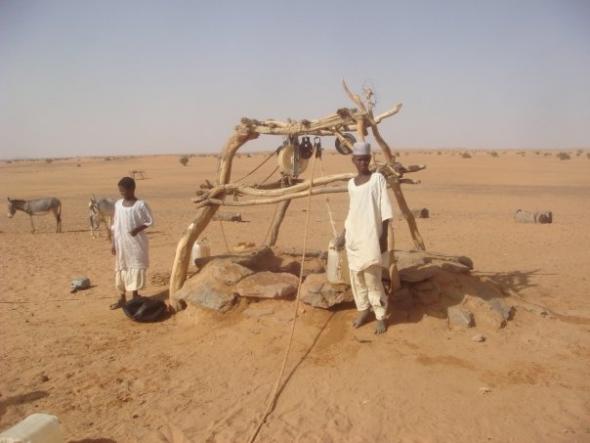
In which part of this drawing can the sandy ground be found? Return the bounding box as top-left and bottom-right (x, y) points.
(1, 150), (589, 442)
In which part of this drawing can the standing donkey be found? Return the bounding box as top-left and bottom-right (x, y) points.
(88, 195), (115, 240)
(7, 197), (62, 233)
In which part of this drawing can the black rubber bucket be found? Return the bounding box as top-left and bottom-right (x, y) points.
(122, 297), (167, 322)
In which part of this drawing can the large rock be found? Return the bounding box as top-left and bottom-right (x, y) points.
(447, 306), (474, 328)
(465, 296), (514, 330)
(395, 250), (473, 283)
(178, 281), (237, 312)
(300, 273), (352, 309)
(194, 246), (282, 273)
(411, 280), (440, 305)
(173, 259), (253, 312)
(278, 256), (325, 277)
(235, 272), (299, 299)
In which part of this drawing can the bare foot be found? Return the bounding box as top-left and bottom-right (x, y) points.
(352, 309), (371, 328)
(374, 319), (387, 335)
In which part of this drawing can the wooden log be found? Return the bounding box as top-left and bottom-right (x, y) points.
(242, 102), (401, 137)
(218, 173), (354, 197)
(387, 177), (426, 251)
(387, 221), (401, 294)
(342, 80), (396, 163)
(169, 127), (258, 302)
(196, 185), (349, 208)
(266, 200), (291, 246)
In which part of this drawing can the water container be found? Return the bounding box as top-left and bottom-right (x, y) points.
(327, 239), (350, 285)
(0, 413), (64, 443)
(191, 238), (211, 264)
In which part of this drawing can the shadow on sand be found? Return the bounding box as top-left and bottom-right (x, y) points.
(0, 390), (49, 419)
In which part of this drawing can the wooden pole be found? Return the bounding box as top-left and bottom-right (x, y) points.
(387, 177), (426, 250)
(169, 127), (258, 304)
(266, 199), (291, 247)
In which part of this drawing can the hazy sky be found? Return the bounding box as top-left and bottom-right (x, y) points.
(0, 0), (589, 159)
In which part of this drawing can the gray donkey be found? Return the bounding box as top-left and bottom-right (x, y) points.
(7, 197), (62, 233)
(88, 195), (116, 239)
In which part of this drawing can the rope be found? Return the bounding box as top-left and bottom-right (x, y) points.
(259, 165), (279, 186)
(247, 147), (319, 443)
(234, 148), (279, 184)
(218, 220), (230, 252)
(318, 159), (338, 237)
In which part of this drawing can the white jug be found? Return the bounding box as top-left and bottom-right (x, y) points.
(191, 238), (211, 264)
(327, 239), (350, 285)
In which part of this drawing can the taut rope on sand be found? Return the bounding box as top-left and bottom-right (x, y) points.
(247, 147), (319, 443)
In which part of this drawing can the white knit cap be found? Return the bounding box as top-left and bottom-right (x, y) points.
(352, 142), (370, 156)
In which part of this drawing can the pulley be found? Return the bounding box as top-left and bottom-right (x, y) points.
(334, 133), (355, 155)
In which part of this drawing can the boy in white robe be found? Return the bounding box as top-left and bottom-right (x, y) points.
(335, 142), (394, 334)
(110, 177), (154, 309)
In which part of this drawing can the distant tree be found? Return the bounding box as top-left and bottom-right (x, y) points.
(557, 152), (571, 160)
(179, 155), (190, 166)
(461, 152), (472, 159)
(489, 151), (499, 157)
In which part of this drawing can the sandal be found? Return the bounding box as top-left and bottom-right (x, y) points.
(110, 298), (126, 310)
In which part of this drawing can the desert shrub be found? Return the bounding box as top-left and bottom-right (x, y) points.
(461, 152), (472, 159)
(535, 151), (540, 155)
(556, 152), (571, 160)
(576, 149), (583, 156)
(586, 153), (590, 159)
(437, 151), (442, 155)
(179, 155), (190, 166)
(489, 151), (499, 157)
(104, 156), (112, 161)
(45, 158), (53, 164)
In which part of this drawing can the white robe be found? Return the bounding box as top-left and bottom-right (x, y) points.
(344, 173), (394, 272)
(112, 199), (154, 271)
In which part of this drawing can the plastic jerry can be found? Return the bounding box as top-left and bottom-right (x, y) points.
(191, 238), (211, 264)
(326, 239), (350, 285)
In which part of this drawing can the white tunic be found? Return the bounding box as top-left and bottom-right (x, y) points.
(344, 173), (394, 272)
(112, 199), (154, 271)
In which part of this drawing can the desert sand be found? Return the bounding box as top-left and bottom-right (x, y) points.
(1, 150), (589, 442)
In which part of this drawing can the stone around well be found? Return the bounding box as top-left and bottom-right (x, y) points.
(173, 258), (253, 312)
(235, 272), (299, 299)
(447, 305), (474, 328)
(300, 272), (353, 309)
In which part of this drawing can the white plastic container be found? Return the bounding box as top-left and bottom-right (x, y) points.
(191, 238), (211, 264)
(0, 413), (64, 443)
(327, 239), (350, 285)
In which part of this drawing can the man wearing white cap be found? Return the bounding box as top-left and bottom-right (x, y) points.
(335, 141), (393, 334)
